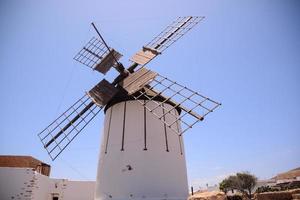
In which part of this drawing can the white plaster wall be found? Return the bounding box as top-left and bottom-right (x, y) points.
(32, 171), (52, 200)
(95, 100), (188, 200)
(0, 167), (36, 199)
(0, 167), (95, 200)
(63, 181), (95, 200)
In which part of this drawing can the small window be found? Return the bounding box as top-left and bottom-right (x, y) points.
(53, 197), (59, 200)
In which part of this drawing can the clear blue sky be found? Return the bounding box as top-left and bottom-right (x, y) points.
(0, 0), (299, 188)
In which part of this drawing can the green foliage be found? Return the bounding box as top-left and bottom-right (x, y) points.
(219, 179), (230, 194)
(219, 172), (257, 199)
(219, 176), (238, 194)
(256, 186), (279, 193)
(278, 181), (300, 191)
(256, 181), (300, 194)
(236, 172), (257, 198)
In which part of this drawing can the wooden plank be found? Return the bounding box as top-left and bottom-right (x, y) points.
(120, 68), (158, 95)
(130, 49), (158, 65)
(87, 79), (118, 106)
(94, 49), (122, 74)
(121, 68), (149, 88)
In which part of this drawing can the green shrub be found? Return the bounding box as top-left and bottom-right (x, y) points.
(256, 186), (279, 193)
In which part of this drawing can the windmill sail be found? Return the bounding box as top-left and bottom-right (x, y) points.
(73, 37), (122, 74)
(129, 73), (221, 135)
(38, 95), (102, 160)
(38, 79), (118, 160)
(129, 16), (204, 68)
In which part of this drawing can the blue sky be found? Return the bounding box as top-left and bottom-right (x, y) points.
(0, 0), (299, 188)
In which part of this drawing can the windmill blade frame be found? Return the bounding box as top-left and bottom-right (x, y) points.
(145, 16), (204, 52)
(73, 37), (122, 75)
(129, 73), (221, 135)
(128, 16), (204, 71)
(38, 79), (118, 160)
(38, 95), (103, 160)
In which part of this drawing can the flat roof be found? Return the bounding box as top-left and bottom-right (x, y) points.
(0, 155), (50, 168)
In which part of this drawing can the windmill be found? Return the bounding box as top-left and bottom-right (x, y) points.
(38, 16), (221, 200)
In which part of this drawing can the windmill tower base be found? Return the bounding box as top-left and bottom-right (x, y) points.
(95, 100), (188, 200)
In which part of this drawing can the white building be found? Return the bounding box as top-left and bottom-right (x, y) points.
(0, 155), (95, 200)
(273, 167), (300, 184)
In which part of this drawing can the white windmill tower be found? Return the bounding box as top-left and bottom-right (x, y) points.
(38, 16), (221, 200)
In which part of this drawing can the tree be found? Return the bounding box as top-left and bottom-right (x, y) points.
(219, 178), (230, 194)
(219, 176), (238, 194)
(236, 172), (257, 199)
(219, 172), (257, 199)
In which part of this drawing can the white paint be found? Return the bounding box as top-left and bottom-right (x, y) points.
(95, 100), (188, 200)
(0, 167), (95, 200)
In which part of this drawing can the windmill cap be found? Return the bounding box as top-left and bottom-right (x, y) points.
(104, 87), (182, 114)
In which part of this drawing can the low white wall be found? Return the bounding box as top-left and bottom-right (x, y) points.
(0, 167), (36, 199)
(0, 167), (95, 200)
(63, 180), (95, 200)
